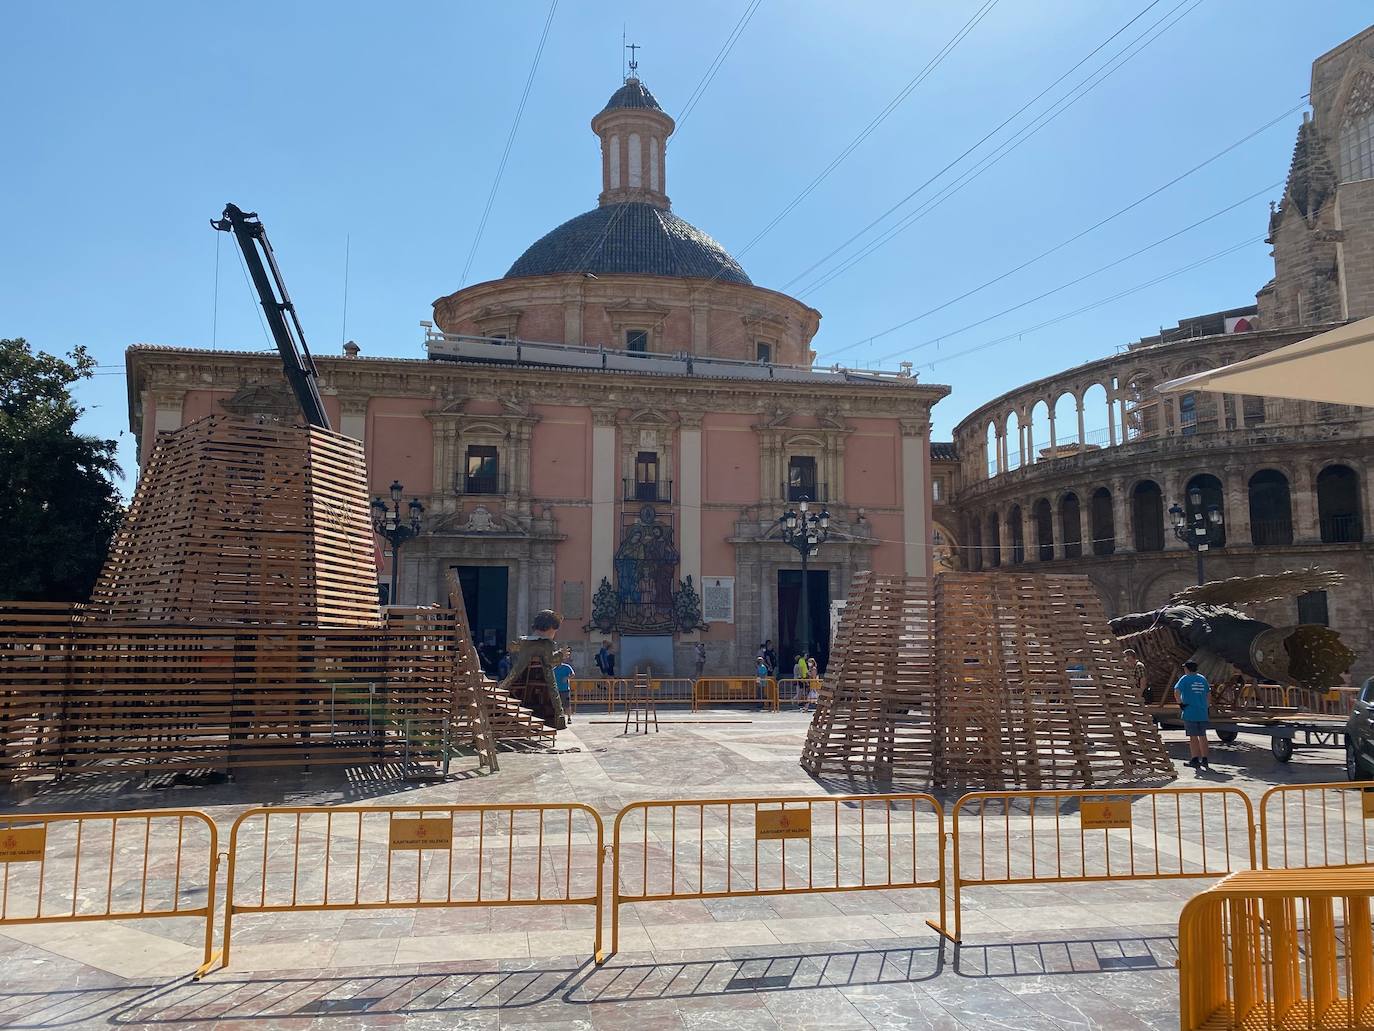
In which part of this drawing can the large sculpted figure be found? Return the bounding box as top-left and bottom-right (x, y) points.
(498, 609), (569, 731)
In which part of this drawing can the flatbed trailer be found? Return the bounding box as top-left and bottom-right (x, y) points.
(1150, 704), (1349, 762)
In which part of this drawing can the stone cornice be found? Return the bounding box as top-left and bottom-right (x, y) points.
(124, 347), (951, 432)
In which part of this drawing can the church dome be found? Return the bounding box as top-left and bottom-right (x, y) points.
(504, 202), (752, 285)
(599, 78), (662, 115)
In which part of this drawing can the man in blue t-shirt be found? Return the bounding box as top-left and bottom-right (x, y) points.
(1174, 661), (1212, 772)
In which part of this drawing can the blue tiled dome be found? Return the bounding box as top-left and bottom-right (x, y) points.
(598, 78), (661, 116)
(504, 203), (752, 285)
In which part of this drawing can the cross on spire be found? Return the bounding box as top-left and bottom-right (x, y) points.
(625, 41), (640, 79)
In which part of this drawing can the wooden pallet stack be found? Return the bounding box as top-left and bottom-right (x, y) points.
(802, 572), (1174, 789)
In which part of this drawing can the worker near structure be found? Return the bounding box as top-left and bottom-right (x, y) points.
(1174, 660), (1212, 773)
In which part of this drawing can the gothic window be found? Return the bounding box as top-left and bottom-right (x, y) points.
(625, 328), (649, 353)
(464, 445), (501, 494)
(1340, 94), (1374, 182)
(787, 456), (818, 502)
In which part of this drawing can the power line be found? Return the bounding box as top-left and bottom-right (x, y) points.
(824, 96), (1307, 360)
(779, 0), (1171, 294)
(866, 183), (1277, 366)
(729, 0), (1002, 264)
(915, 235), (1263, 373)
(457, 0), (560, 290)
(675, 0), (764, 132)
(795, 0), (1206, 300)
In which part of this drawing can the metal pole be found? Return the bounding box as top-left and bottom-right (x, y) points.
(799, 541), (810, 659)
(1195, 545), (1205, 586)
(390, 537), (401, 605)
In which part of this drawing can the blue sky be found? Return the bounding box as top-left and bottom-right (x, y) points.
(3, 1), (1369, 489)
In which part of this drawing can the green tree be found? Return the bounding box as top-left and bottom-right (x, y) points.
(0, 338), (123, 601)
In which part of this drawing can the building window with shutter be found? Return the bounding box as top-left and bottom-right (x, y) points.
(625, 329), (649, 353)
(756, 340), (772, 363)
(1297, 590), (1329, 627)
(787, 456), (818, 502)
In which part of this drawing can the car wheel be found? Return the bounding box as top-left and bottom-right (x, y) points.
(1217, 730), (1238, 744)
(1272, 737), (1294, 763)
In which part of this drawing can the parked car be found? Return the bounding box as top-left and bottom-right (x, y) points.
(1346, 676), (1374, 781)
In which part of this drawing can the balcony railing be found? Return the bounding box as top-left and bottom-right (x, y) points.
(783, 482), (829, 503)
(1321, 513), (1363, 543)
(1250, 518), (1294, 547)
(454, 472), (509, 496)
(623, 478), (673, 504)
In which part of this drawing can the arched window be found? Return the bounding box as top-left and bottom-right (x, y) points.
(1030, 400), (1050, 463)
(1186, 474), (1226, 547)
(1082, 383), (1111, 448)
(1317, 464), (1363, 542)
(986, 511), (1000, 568)
(1090, 487), (1115, 556)
(649, 136), (660, 191)
(985, 421), (998, 477)
(1340, 81), (1374, 183)
(628, 132), (642, 187)
(1033, 498), (1053, 561)
(1248, 469), (1293, 546)
(1133, 481), (1164, 551)
(1061, 493), (1082, 558)
(1006, 411), (1022, 470)
(1009, 505), (1024, 564)
(608, 134), (621, 188)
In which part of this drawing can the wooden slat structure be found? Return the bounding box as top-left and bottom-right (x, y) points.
(801, 571), (1174, 789)
(89, 416), (380, 627)
(0, 415), (548, 782)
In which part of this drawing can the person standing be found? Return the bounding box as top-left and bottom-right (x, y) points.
(1174, 660), (1212, 772)
(553, 658), (575, 723)
(805, 656), (821, 712)
(1124, 648), (1148, 702)
(693, 641), (706, 681)
(595, 640), (616, 679)
(762, 640), (778, 678)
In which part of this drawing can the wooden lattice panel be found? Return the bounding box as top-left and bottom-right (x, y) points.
(802, 572), (1174, 789)
(89, 415), (379, 627)
(0, 603), (470, 782)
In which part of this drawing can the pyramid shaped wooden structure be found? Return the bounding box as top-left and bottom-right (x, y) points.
(801, 571), (1174, 789)
(89, 415), (380, 626)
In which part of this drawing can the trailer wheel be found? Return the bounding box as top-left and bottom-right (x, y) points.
(1216, 730), (1238, 744)
(1271, 737), (1294, 762)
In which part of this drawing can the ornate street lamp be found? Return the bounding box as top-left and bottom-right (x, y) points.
(777, 497), (830, 662)
(371, 480), (424, 605)
(1169, 486), (1223, 585)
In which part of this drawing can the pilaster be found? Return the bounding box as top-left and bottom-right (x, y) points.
(899, 418), (930, 576)
(590, 406), (618, 591)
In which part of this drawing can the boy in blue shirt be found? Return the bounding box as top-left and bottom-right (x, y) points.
(553, 660), (575, 723)
(1174, 661), (1212, 771)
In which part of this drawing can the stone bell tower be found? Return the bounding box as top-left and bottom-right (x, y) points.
(591, 71), (675, 211)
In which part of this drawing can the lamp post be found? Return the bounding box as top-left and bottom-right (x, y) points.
(777, 497), (830, 663)
(371, 480), (424, 605)
(1169, 486), (1223, 586)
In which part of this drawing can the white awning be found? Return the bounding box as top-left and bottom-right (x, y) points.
(1157, 316), (1374, 407)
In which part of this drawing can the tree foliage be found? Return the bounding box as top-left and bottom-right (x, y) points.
(0, 338), (123, 601)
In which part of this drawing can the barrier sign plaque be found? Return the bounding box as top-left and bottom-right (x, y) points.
(756, 809), (811, 840)
(0, 828), (46, 863)
(1363, 792), (1374, 820)
(388, 818), (453, 850)
(1080, 800), (1132, 831)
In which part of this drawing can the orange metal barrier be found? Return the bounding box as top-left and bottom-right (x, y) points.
(222, 803), (605, 967)
(1260, 781), (1374, 870)
(608, 793), (944, 957)
(776, 677), (821, 707)
(692, 677), (778, 711)
(949, 787), (1256, 942)
(649, 678), (695, 705)
(0, 809), (219, 975)
(1179, 866), (1374, 1030)
(570, 677), (622, 713)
